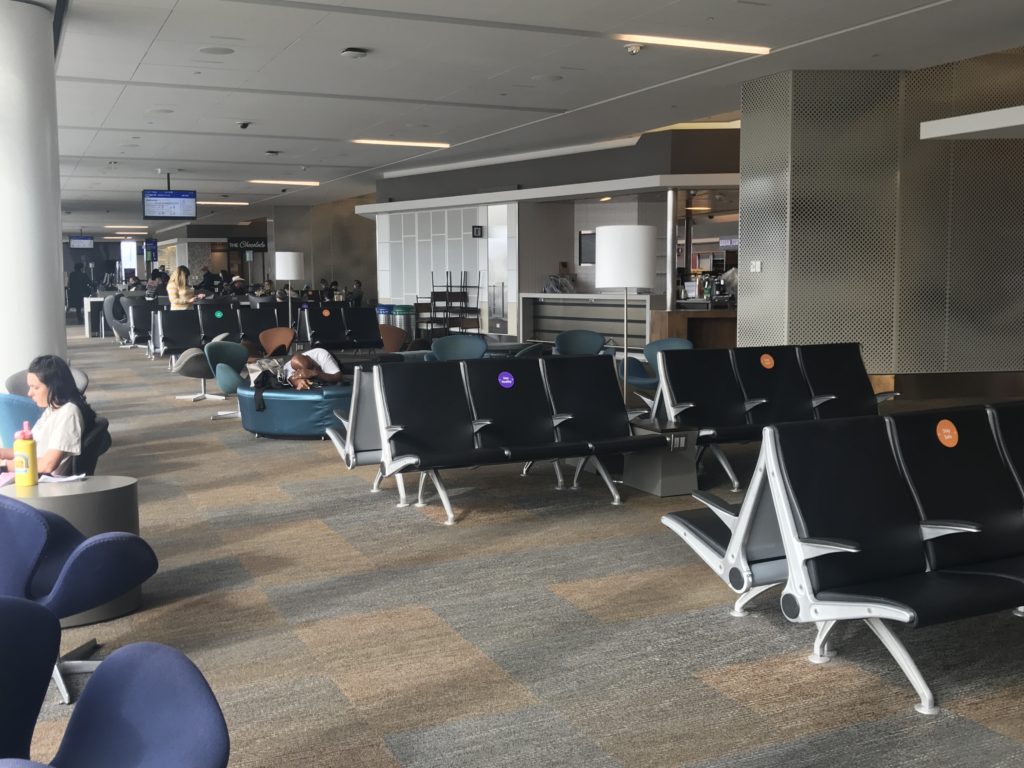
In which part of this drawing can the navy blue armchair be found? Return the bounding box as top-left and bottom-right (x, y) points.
(0, 497), (158, 704)
(0, 607), (229, 768)
(0, 597), (60, 761)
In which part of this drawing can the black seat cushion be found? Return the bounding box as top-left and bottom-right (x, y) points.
(819, 570), (1024, 628)
(663, 509), (730, 558)
(197, 304), (240, 342)
(305, 306), (348, 348)
(504, 442), (592, 461)
(797, 342), (877, 418)
(343, 307), (384, 348)
(889, 407), (1024, 568)
(774, 416), (929, 592)
(464, 359), (560, 446)
(156, 309), (202, 354)
(590, 434), (667, 454)
(696, 424), (763, 444)
(379, 361), (486, 470)
(237, 307), (278, 342)
(659, 348), (751, 430)
(947, 552), (1024, 583)
(541, 356), (636, 445)
(732, 346), (816, 425)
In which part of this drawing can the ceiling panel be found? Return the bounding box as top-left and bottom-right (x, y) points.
(55, 0), (1024, 235)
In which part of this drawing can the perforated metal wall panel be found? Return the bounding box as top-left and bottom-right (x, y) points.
(899, 50), (1024, 373)
(787, 71), (901, 374)
(740, 50), (1024, 375)
(737, 71), (792, 349)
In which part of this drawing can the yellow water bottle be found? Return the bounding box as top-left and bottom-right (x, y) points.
(13, 421), (38, 487)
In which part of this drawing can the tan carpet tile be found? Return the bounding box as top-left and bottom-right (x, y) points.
(296, 605), (536, 732)
(549, 564), (736, 622)
(948, 682), (1024, 741)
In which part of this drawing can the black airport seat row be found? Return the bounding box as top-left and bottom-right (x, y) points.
(372, 355), (666, 524)
(663, 401), (1024, 714)
(300, 306), (383, 351)
(657, 342), (897, 489)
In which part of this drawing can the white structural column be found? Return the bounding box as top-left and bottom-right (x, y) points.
(0, 1), (67, 384)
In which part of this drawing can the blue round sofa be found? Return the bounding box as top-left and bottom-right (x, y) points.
(236, 384), (352, 439)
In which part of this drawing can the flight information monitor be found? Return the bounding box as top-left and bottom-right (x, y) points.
(142, 189), (197, 220)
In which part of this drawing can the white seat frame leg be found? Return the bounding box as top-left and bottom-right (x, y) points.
(808, 619), (838, 663)
(51, 638), (100, 705)
(864, 617), (939, 715)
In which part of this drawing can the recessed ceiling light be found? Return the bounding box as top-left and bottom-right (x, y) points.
(352, 139), (450, 149)
(145, 107), (175, 114)
(339, 47), (369, 59)
(686, 206), (712, 211)
(199, 46), (235, 55)
(103, 236), (132, 240)
(264, 150), (281, 156)
(599, 196), (612, 202)
(238, 220), (252, 226)
(114, 231), (146, 235)
(198, 200), (250, 206)
(613, 33), (770, 55)
(531, 74), (564, 82)
(248, 179), (320, 186)
(121, 143), (140, 148)
(104, 225), (147, 229)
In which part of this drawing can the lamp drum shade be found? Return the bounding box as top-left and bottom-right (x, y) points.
(594, 225), (656, 290)
(275, 251), (304, 281)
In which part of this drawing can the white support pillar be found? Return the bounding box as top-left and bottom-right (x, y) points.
(0, 1), (67, 385)
(665, 188), (676, 302)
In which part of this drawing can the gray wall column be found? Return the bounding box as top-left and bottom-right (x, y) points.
(0, 1), (67, 383)
(738, 53), (1024, 375)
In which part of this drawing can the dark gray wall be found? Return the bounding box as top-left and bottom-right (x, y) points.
(377, 130), (739, 202)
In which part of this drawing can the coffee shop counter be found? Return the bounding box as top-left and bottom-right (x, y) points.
(650, 309), (737, 349)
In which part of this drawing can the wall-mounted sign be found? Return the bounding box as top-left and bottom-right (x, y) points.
(145, 238), (158, 263)
(228, 237), (267, 251)
(719, 237), (739, 248)
(471, 225), (484, 238)
(69, 236), (94, 249)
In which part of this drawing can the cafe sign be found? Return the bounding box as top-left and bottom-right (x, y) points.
(228, 237), (267, 251)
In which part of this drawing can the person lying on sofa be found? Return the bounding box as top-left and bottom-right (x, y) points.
(284, 348), (346, 390)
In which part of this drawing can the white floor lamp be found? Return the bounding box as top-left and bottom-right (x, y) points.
(275, 251), (304, 347)
(595, 225), (656, 402)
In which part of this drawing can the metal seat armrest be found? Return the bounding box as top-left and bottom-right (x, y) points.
(331, 408), (349, 431)
(875, 391), (899, 403)
(810, 395), (837, 408)
(472, 419), (492, 433)
(744, 398), (768, 412)
(552, 413), (573, 427)
(385, 425), (404, 438)
(920, 520), (980, 540)
(626, 408), (647, 422)
(691, 491), (741, 519)
(667, 401), (695, 420)
(797, 537), (861, 560)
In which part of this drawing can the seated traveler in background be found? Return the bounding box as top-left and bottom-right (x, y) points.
(125, 274), (144, 291)
(67, 263), (92, 324)
(145, 269), (168, 298)
(167, 266), (205, 310)
(284, 348), (346, 390)
(198, 265), (217, 292)
(0, 356), (96, 476)
(228, 276), (249, 296)
(348, 279), (364, 308)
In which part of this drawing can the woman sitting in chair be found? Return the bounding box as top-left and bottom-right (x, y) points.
(0, 356), (97, 476)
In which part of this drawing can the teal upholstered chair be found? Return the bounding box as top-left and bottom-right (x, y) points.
(0, 395), (42, 449)
(427, 334), (487, 361)
(205, 341), (249, 420)
(553, 329), (606, 356)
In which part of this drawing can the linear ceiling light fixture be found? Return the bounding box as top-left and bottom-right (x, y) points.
(248, 179), (320, 186)
(352, 138), (451, 149)
(104, 225), (148, 229)
(685, 206), (712, 211)
(198, 200), (250, 206)
(613, 33), (770, 55)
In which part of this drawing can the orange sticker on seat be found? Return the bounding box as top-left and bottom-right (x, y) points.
(936, 419), (958, 448)
(322, 309), (331, 317)
(760, 353), (775, 370)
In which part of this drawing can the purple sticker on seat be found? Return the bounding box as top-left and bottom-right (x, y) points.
(498, 371), (515, 389)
